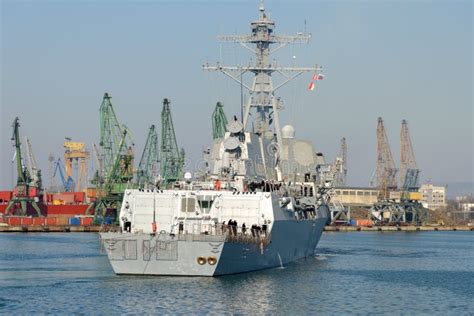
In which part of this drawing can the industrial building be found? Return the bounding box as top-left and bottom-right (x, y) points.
(419, 184), (447, 210)
(332, 187), (379, 206)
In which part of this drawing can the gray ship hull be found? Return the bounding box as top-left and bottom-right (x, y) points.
(100, 216), (326, 276)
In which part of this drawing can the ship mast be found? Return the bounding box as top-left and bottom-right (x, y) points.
(203, 1), (322, 154)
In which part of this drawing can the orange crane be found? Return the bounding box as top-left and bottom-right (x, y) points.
(63, 140), (89, 192)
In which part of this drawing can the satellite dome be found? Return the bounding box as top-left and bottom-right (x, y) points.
(184, 172), (192, 180)
(282, 125), (295, 139)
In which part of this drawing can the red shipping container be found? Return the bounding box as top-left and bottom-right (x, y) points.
(74, 192), (86, 203)
(46, 204), (90, 215)
(45, 217), (57, 226)
(21, 217), (33, 225)
(80, 217), (93, 226)
(356, 219), (373, 226)
(0, 191), (12, 202)
(8, 217), (22, 225)
(33, 217), (45, 225)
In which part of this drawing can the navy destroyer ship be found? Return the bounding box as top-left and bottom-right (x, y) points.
(100, 2), (332, 276)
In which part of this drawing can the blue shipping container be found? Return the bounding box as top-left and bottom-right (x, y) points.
(104, 217), (114, 225)
(69, 217), (81, 226)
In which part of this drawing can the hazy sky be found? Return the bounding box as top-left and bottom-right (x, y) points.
(1, 0), (472, 190)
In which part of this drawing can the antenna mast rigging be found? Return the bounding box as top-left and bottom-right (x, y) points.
(203, 2), (322, 155)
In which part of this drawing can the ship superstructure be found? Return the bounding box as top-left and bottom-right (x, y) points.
(100, 2), (331, 276)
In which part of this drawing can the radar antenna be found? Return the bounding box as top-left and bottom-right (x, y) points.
(203, 3), (322, 156)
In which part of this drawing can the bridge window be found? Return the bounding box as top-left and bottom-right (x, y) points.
(181, 197), (196, 212)
(197, 200), (213, 214)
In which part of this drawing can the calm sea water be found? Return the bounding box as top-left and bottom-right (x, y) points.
(0, 231), (472, 314)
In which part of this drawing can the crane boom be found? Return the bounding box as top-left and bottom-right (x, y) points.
(105, 129), (128, 194)
(160, 98), (184, 185)
(211, 102), (228, 139)
(11, 118), (27, 185)
(371, 117), (398, 198)
(137, 125), (159, 187)
(6, 117), (42, 216)
(25, 137), (41, 187)
(52, 158), (74, 192)
(400, 119), (420, 195)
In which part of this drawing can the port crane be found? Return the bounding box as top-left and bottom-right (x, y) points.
(398, 119), (427, 223)
(400, 120), (420, 197)
(137, 125), (159, 187)
(333, 137), (347, 187)
(63, 140), (89, 191)
(5, 117), (42, 216)
(90, 93), (134, 218)
(52, 158), (74, 192)
(160, 98), (184, 186)
(24, 137), (42, 189)
(371, 117), (398, 198)
(369, 118), (427, 225)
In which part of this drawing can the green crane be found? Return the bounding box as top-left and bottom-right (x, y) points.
(160, 98), (184, 186)
(90, 93), (134, 219)
(99, 93), (134, 184)
(212, 102), (228, 139)
(104, 129), (129, 195)
(5, 117), (42, 216)
(137, 125), (159, 187)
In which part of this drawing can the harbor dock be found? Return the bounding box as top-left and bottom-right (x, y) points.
(0, 224), (472, 233)
(323, 225), (473, 232)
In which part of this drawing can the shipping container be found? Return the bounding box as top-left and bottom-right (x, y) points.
(53, 193), (75, 204)
(46, 204), (91, 215)
(69, 217), (81, 226)
(55, 216), (69, 226)
(74, 192), (86, 203)
(7, 217), (22, 225)
(356, 219), (373, 226)
(45, 217), (57, 226)
(104, 217), (115, 225)
(80, 217), (94, 226)
(0, 191), (12, 203)
(32, 217), (45, 225)
(21, 217), (33, 225)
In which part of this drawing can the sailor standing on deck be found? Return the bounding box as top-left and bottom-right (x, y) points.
(228, 219), (233, 235)
(233, 220), (238, 235)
